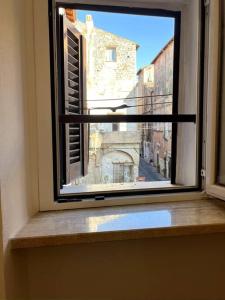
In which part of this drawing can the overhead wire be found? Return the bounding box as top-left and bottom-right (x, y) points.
(71, 101), (173, 113)
(87, 101), (172, 111)
(70, 93), (173, 102)
(67, 94), (173, 113)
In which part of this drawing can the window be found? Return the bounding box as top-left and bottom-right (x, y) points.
(112, 123), (119, 131)
(106, 47), (117, 62)
(47, 0), (204, 204)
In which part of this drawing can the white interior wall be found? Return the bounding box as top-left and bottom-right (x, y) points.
(0, 0), (39, 297)
(35, 0), (56, 211)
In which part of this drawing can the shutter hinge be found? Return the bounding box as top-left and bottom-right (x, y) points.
(201, 169), (206, 178)
(204, 0), (210, 7)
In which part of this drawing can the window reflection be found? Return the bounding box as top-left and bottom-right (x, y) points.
(87, 210), (172, 231)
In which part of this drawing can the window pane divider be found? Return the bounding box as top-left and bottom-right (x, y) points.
(59, 114), (196, 124)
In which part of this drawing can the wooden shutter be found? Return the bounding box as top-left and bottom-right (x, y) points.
(62, 14), (88, 184)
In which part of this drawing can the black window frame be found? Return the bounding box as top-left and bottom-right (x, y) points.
(48, 0), (205, 203)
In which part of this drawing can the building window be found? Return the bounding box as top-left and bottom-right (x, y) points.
(112, 123), (119, 131)
(106, 47), (117, 62)
(49, 1), (203, 202)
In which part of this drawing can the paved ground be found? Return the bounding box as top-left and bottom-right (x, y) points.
(139, 158), (167, 181)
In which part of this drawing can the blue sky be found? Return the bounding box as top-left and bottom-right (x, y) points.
(77, 10), (174, 70)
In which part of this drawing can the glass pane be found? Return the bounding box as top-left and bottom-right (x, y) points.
(75, 10), (174, 116)
(60, 122), (197, 196)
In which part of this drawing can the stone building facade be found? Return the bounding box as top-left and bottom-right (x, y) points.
(75, 15), (141, 184)
(137, 38), (174, 178)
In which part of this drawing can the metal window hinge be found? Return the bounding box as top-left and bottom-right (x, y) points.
(204, 0), (210, 7)
(201, 169), (206, 178)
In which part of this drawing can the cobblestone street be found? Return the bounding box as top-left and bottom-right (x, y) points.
(139, 158), (167, 181)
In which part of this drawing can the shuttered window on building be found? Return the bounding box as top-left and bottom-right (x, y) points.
(58, 13), (88, 186)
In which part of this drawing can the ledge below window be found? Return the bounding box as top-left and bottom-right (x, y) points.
(11, 198), (225, 249)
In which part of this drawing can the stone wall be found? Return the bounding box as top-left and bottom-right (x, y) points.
(76, 18), (137, 101)
(137, 39), (174, 179)
(75, 15), (140, 185)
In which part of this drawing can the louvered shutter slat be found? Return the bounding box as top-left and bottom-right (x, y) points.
(68, 71), (78, 80)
